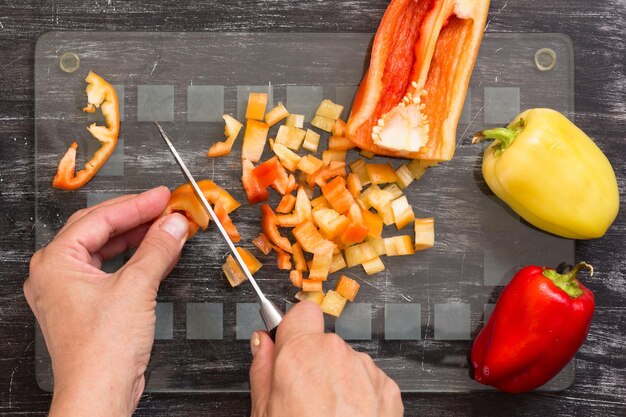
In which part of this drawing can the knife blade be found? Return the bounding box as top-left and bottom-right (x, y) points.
(155, 122), (283, 338)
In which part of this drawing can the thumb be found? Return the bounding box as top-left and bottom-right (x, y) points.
(249, 331), (275, 416)
(121, 213), (188, 292)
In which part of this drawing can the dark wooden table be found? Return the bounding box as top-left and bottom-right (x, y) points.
(1, 1), (624, 416)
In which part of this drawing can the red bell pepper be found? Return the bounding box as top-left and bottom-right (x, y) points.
(345, 0), (490, 161)
(471, 263), (595, 393)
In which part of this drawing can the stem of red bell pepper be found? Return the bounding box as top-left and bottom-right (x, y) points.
(542, 262), (594, 298)
(471, 118), (525, 154)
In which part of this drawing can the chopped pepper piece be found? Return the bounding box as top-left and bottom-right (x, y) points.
(276, 193), (297, 214)
(384, 235), (415, 256)
(308, 250), (333, 281)
(252, 233), (273, 255)
(246, 92), (268, 121)
(265, 102), (289, 126)
(242, 159), (269, 204)
(320, 290), (348, 317)
(346, 0), (490, 160)
(414, 217), (435, 250)
(328, 135), (356, 151)
(53, 71), (120, 190)
(321, 177), (354, 214)
(273, 246), (292, 270)
(295, 290), (325, 305)
(289, 269), (303, 288)
(222, 247), (263, 287)
(366, 163), (399, 185)
(242, 119), (270, 162)
(302, 279), (324, 293)
(207, 114), (243, 157)
(161, 180), (241, 240)
(261, 204), (292, 253)
(292, 242), (308, 272)
(329, 252), (347, 274)
(335, 275), (360, 302)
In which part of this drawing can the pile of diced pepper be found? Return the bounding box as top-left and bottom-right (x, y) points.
(213, 93), (435, 317)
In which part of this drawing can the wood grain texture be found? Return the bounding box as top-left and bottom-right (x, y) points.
(0, 0), (624, 416)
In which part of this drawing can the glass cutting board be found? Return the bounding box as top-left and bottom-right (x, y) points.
(34, 32), (575, 392)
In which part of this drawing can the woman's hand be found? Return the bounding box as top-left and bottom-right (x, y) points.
(249, 301), (404, 417)
(24, 187), (188, 417)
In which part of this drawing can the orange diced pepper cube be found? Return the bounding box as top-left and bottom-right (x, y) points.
(276, 194), (297, 214)
(302, 279), (323, 292)
(335, 275), (360, 302)
(366, 163), (399, 185)
(246, 92), (268, 121)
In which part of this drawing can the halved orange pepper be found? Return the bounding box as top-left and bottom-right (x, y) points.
(53, 71), (120, 190)
(161, 180), (241, 240)
(346, 0), (490, 161)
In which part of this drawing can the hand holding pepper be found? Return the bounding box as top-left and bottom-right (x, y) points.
(24, 187), (189, 416)
(471, 263), (595, 393)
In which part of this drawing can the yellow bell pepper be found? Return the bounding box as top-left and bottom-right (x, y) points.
(473, 108), (619, 239)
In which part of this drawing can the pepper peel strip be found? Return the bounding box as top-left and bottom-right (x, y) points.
(346, 0), (490, 161)
(53, 71), (121, 190)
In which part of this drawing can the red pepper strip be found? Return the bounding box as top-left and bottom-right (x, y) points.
(53, 71), (120, 190)
(471, 263), (595, 393)
(242, 159), (269, 204)
(346, 0), (490, 161)
(161, 180), (241, 240)
(260, 204), (292, 253)
(253, 157), (282, 188)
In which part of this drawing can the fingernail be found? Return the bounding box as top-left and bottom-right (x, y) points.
(161, 214), (188, 242)
(250, 332), (261, 355)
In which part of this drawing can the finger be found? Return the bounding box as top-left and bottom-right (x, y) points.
(88, 223), (152, 269)
(57, 194), (137, 236)
(119, 213), (188, 293)
(275, 301), (324, 346)
(249, 331), (275, 416)
(58, 186), (171, 254)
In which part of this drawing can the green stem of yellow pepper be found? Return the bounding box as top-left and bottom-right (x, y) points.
(472, 119), (525, 155)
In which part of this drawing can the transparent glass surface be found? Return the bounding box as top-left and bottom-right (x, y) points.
(35, 32), (575, 392)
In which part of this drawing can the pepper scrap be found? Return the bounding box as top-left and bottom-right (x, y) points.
(473, 108), (619, 239)
(207, 115), (244, 157)
(161, 180), (241, 241)
(471, 263), (595, 393)
(53, 71), (120, 190)
(346, 0), (490, 161)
